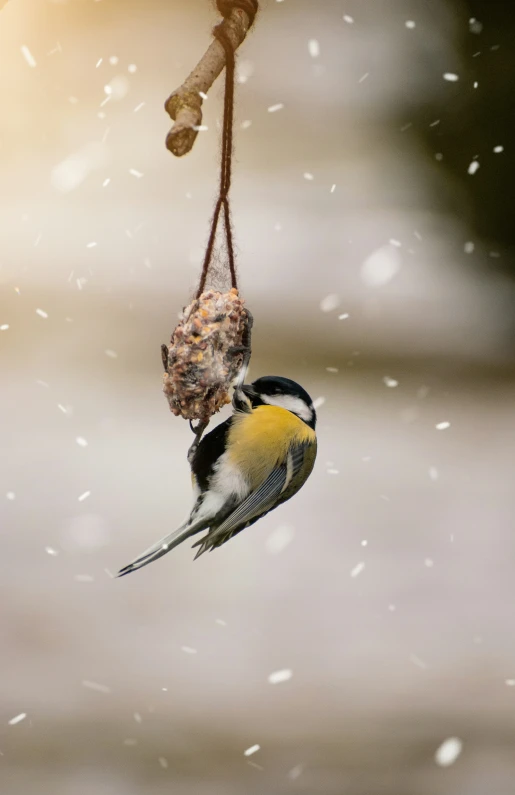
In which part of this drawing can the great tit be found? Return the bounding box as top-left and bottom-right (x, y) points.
(117, 376), (317, 576)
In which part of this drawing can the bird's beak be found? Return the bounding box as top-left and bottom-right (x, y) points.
(241, 384), (257, 399)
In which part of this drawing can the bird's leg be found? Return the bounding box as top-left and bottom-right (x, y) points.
(187, 418), (209, 464)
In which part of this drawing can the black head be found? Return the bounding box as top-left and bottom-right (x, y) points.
(241, 375), (316, 428)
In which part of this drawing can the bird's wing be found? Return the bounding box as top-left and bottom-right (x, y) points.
(193, 444), (307, 558)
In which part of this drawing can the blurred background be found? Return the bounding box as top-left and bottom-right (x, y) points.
(2, 0), (515, 793)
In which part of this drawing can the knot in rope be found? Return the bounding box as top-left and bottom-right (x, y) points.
(216, 0), (258, 27)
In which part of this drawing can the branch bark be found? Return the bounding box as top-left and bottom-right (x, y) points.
(165, 7), (253, 157)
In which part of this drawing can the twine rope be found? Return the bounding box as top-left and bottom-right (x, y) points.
(196, 0), (258, 298)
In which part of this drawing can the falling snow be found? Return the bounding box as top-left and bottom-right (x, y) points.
(129, 169), (144, 178)
(464, 241), (475, 254)
(21, 46), (37, 68)
(51, 142), (109, 193)
(267, 103), (284, 113)
(405, 20), (416, 29)
(237, 60), (254, 84)
(320, 294), (340, 312)
(308, 39), (320, 58)
(181, 646), (197, 655)
(244, 744), (260, 757)
(0, 324), (9, 331)
(105, 75), (130, 100)
(435, 422), (450, 430)
(36, 308), (48, 318)
(468, 161), (480, 175)
(45, 547), (59, 556)
(361, 244), (401, 287)
(268, 669), (293, 684)
(289, 765), (304, 780)
(343, 14), (354, 24)
(82, 680), (111, 694)
(76, 437), (88, 447)
(266, 525), (295, 554)
(493, 145), (504, 153)
(429, 467), (439, 481)
(443, 72), (459, 82)
(78, 491), (91, 502)
(435, 737), (463, 767)
(383, 376), (399, 388)
(350, 562), (365, 578)
(8, 713), (27, 726)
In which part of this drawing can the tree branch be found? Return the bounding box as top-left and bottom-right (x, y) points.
(164, 7), (253, 157)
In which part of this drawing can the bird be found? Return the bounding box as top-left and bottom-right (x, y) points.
(116, 376), (317, 576)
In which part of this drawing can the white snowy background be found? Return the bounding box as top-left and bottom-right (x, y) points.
(1, 0), (515, 793)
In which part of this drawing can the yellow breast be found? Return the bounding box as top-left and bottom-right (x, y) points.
(227, 405), (316, 489)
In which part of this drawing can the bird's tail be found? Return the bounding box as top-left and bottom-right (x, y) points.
(116, 518), (207, 577)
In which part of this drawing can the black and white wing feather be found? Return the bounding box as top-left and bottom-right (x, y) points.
(192, 444), (308, 558)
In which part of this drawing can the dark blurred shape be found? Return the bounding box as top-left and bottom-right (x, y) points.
(421, 1), (515, 268)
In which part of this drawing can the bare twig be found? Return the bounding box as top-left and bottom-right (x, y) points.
(165, 7), (253, 157)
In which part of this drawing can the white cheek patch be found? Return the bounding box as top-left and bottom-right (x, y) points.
(262, 394), (313, 422)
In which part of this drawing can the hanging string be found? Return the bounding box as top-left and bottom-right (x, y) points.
(196, 0), (259, 299)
